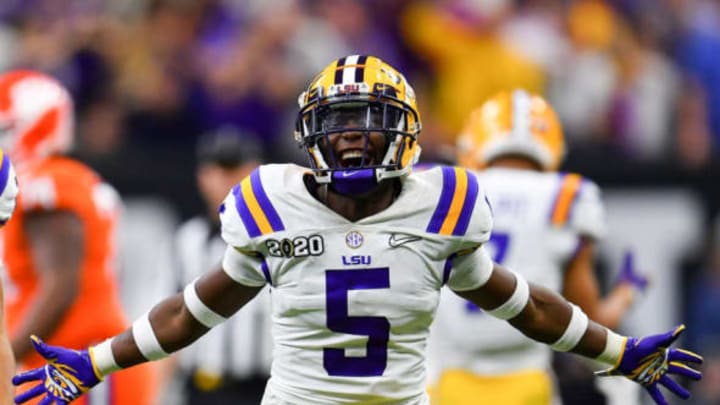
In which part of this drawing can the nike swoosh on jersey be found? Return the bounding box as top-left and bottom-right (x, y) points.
(342, 170), (361, 177)
(388, 234), (422, 248)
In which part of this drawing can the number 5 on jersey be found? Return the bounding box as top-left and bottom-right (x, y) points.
(325, 268), (390, 377)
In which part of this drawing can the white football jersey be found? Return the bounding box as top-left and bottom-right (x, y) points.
(219, 164), (495, 404)
(430, 167), (606, 377)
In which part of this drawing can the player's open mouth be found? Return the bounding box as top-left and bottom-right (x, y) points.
(339, 149), (374, 168)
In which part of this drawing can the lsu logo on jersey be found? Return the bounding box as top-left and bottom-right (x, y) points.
(342, 255), (371, 265)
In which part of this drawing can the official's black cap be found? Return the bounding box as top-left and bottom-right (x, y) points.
(196, 126), (264, 168)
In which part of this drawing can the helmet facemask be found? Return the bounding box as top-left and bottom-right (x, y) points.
(296, 94), (419, 196)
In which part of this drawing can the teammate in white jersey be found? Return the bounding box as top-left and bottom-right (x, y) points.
(429, 90), (649, 404)
(12, 56), (701, 405)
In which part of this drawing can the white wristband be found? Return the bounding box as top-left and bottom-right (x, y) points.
(550, 304), (589, 352)
(89, 338), (122, 376)
(183, 278), (227, 328)
(132, 312), (169, 361)
(487, 271), (530, 320)
(596, 329), (628, 366)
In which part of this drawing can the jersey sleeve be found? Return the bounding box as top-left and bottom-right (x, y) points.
(218, 186), (268, 286)
(219, 166), (287, 286)
(445, 245), (494, 291)
(218, 186), (253, 250)
(569, 179), (606, 240)
(461, 175), (494, 248)
(221, 245), (268, 287)
(548, 173), (606, 240)
(424, 167), (493, 249)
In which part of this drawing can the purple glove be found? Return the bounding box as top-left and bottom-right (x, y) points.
(596, 325), (703, 405)
(12, 336), (102, 404)
(615, 250), (649, 293)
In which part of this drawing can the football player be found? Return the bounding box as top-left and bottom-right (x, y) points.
(0, 70), (158, 405)
(12, 56), (701, 405)
(0, 149), (19, 405)
(429, 89), (649, 404)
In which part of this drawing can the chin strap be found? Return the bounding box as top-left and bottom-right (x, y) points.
(331, 168), (379, 195)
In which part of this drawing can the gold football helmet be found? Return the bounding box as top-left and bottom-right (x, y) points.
(457, 89), (564, 171)
(295, 55), (421, 194)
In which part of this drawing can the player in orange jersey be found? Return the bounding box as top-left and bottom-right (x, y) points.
(0, 70), (158, 405)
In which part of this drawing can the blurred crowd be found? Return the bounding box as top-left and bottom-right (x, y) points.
(1, 0), (720, 403)
(0, 0), (717, 213)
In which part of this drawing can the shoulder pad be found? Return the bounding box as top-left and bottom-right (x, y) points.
(424, 166), (492, 245)
(549, 173), (606, 238)
(219, 166), (286, 249)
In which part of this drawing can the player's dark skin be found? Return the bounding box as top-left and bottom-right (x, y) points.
(11, 211), (84, 362)
(106, 127), (610, 370)
(488, 156), (636, 329)
(316, 129), (399, 222)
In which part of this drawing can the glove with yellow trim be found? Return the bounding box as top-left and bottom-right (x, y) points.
(12, 336), (102, 404)
(596, 325), (703, 405)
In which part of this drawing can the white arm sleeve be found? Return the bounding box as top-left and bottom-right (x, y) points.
(446, 246), (494, 291)
(183, 278), (228, 328)
(222, 246), (268, 287)
(485, 271), (530, 320)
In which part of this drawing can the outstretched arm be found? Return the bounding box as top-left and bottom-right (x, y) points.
(456, 262), (702, 405)
(106, 267), (261, 369)
(562, 240), (642, 329)
(0, 281), (15, 405)
(12, 266), (262, 404)
(457, 262), (609, 358)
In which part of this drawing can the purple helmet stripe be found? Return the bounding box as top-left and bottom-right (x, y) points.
(334, 57), (346, 84)
(355, 55), (367, 82)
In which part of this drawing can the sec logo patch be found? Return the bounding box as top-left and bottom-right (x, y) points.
(345, 231), (364, 249)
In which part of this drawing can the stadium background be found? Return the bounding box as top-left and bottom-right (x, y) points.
(0, 0), (718, 403)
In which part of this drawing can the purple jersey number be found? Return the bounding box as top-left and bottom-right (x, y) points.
(466, 232), (511, 313)
(488, 232), (510, 263)
(324, 268), (390, 376)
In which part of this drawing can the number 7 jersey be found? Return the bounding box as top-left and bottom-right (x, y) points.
(430, 167), (606, 380)
(218, 164), (495, 404)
